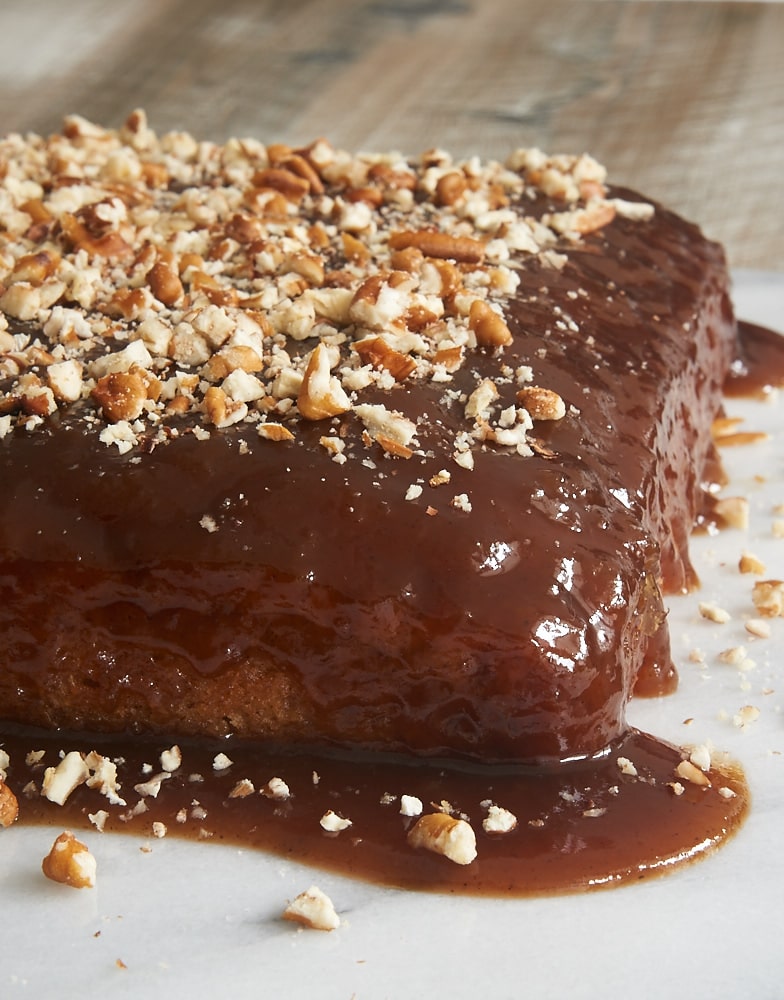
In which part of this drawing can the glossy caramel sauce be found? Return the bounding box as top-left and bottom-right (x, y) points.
(1, 203), (779, 895)
(0, 725), (748, 896)
(726, 321), (784, 398)
(0, 196), (736, 764)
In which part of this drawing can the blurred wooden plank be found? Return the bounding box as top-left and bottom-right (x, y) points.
(0, 0), (781, 269)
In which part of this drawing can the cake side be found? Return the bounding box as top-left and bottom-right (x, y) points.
(0, 114), (736, 762)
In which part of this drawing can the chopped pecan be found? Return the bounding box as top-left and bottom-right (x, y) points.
(389, 230), (485, 264)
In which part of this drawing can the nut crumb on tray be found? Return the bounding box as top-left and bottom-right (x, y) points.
(42, 831), (96, 889)
(283, 885), (340, 931)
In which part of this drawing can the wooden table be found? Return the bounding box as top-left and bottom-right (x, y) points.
(1, 0), (782, 271)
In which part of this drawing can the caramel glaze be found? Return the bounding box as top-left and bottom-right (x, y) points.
(0, 194), (735, 766)
(1, 193), (766, 896)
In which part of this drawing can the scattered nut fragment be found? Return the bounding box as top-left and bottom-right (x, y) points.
(229, 778), (255, 799)
(88, 810), (109, 832)
(745, 618), (771, 639)
(399, 794), (423, 817)
(698, 601), (731, 624)
(152, 821), (168, 838)
(212, 752), (233, 771)
(160, 745), (182, 772)
(739, 551), (766, 576)
(42, 831), (96, 889)
(407, 813), (477, 865)
(482, 805), (518, 834)
(752, 580), (784, 618)
(616, 757), (638, 777)
(733, 705), (760, 729)
(675, 760), (711, 787)
(0, 780), (19, 827)
(133, 772), (170, 798)
(468, 299), (513, 347)
(320, 809), (352, 832)
(42, 751), (89, 805)
(517, 385), (566, 421)
(262, 777), (290, 801)
(283, 885), (340, 931)
(717, 646), (747, 666)
(688, 744), (711, 772)
(713, 496), (749, 530)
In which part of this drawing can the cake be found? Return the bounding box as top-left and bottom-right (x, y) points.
(0, 110), (736, 767)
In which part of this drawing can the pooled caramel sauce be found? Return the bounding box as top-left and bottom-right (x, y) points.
(0, 208), (779, 894)
(0, 725), (747, 896)
(726, 321), (784, 398)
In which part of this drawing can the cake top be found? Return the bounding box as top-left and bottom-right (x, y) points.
(0, 110), (653, 468)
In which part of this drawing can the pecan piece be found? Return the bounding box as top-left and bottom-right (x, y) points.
(389, 230), (485, 264)
(298, 343), (351, 420)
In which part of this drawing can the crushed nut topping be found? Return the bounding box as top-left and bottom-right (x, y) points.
(0, 111), (645, 472)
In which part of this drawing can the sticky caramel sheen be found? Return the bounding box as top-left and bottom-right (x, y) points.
(0, 112), (759, 893)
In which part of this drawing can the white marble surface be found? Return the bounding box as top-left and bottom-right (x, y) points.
(2, 271), (783, 999)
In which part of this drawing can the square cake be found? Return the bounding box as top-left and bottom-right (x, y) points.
(0, 110), (736, 767)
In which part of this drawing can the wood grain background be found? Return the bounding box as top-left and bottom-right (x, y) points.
(1, 0), (782, 270)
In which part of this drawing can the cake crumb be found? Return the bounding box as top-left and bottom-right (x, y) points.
(283, 885), (340, 931)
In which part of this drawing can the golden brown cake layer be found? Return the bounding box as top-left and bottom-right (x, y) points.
(0, 115), (736, 763)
